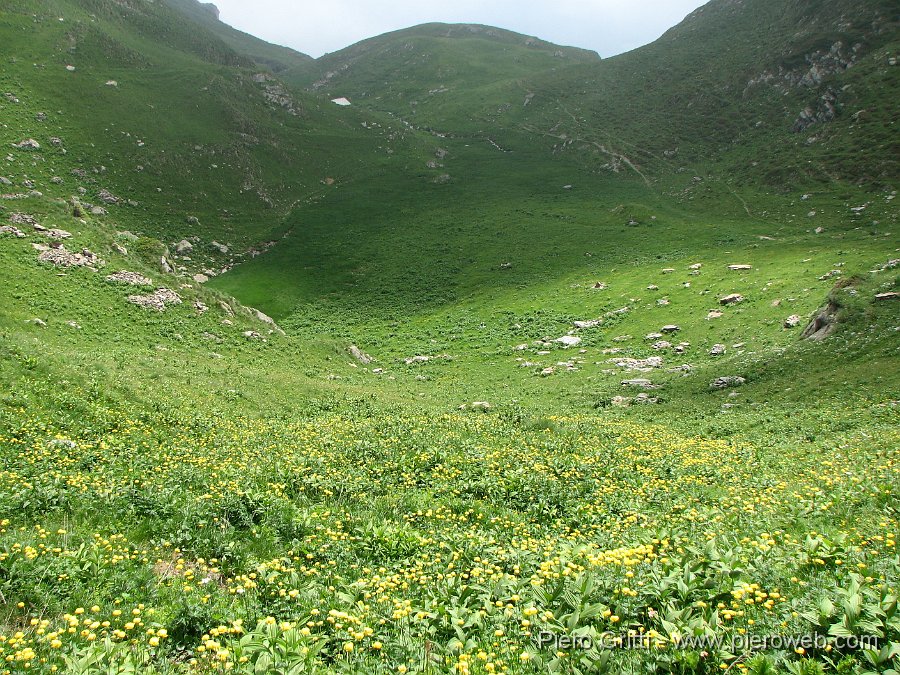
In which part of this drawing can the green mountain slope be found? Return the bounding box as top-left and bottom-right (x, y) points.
(291, 1), (897, 188)
(286, 22), (599, 91)
(0, 1), (898, 673)
(0, 0), (432, 256)
(161, 0), (314, 73)
(504, 0), (900, 184)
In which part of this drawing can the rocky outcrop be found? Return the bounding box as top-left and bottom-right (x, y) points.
(127, 288), (182, 311)
(106, 271), (153, 286)
(801, 301), (839, 341)
(711, 376), (745, 389)
(0, 225), (25, 238)
(349, 345), (373, 365)
(38, 246), (102, 268)
(555, 336), (582, 347)
(621, 378), (658, 389)
(175, 239), (193, 254)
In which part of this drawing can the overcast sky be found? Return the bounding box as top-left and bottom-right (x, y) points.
(211, 0), (709, 59)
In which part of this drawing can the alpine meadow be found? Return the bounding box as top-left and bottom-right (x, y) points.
(0, 0), (898, 673)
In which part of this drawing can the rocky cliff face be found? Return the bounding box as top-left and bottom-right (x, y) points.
(199, 2), (220, 20)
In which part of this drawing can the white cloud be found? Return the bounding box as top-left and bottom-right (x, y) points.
(212, 0), (708, 58)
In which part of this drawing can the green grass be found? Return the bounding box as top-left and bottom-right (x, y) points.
(0, 0), (898, 673)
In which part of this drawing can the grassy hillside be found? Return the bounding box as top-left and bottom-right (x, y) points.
(161, 0), (314, 73)
(502, 0), (900, 185)
(287, 22), (599, 90)
(293, 1), (897, 188)
(0, 0), (898, 673)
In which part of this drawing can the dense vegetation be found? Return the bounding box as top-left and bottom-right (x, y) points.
(0, 0), (897, 672)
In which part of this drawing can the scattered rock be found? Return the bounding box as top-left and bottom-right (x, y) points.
(874, 292), (899, 301)
(818, 270), (842, 281)
(112, 243), (128, 255)
(193, 273), (209, 284)
(689, 263), (703, 270)
(555, 335), (582, 348)
(44, 228), (72, 240)
(645, 332), (664, 340)
(194, 300), (208, 314)
(611, 357), (663, 371)
(106, 271), (153, 286)
(728, 264), (753, 271)
(248, 308), (282, 334)
(38, 246), (100, 268)
(784, 315), (802, 328)
(647, 284), (659, 291)
(175, 239), (193, 254)
(710, 344), (727, 356)
(13, 139), (40, 150)
(9, 212), (38, 226)
(592, 281), (607, 290)
(90, 206), (107, 216)
(661, 325), (680, 334)
(656, 298), (670, 306)
(711, 376), (746, 389)
(127, 288), (182, 311)
(242, 330), (262, 339)
(0, 225), (25, 238)
(621, 378), (658, 389)
(573, 319), (602, 329)
(661, 268), (676, 274)
(471, 401), (491, 411)
(210, 241), (229, 254)
(720, 294), (744, 305)
(28, 318), (47, 327)
(652, 341), (672, 350)
(160, 256), (173, 274)
(349, 345), (373, 365)
(540, 367), (555, 377)
(707, 310), (724, 320)
(97, 189), (119, 204)
(612, 394), (659, 407)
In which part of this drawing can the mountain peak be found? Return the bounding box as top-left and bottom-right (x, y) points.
(198, 2), (220, 21)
